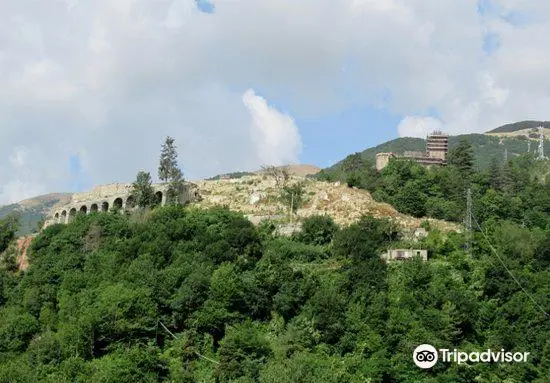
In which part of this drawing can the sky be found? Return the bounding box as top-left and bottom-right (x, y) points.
(1, 0), (550, 204)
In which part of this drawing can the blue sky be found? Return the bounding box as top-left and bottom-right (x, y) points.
(265, 98), (401, 168)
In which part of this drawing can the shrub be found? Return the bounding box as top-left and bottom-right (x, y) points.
(298, 215), (338, 246)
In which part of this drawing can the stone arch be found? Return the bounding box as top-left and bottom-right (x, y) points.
(90, 203), (99, 213)
(54, 212), (59, 222)
(101, 202), (109, 212)
(69, 208), (77, 223)
(113, 197), (123, 210)
(61, 210), (67, 223)
(154, 191), (163, 206)
(125, 195), (135, 210)
(79, 205), (88, 214)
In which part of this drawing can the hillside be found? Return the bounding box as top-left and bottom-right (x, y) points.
(488, 120), (550, 133)
(0, 169), (454, 238)
(0, 193), (71, 236)
(0, 145), (548, 382)
(194, 173), (458, 232)
(325, 133), (549, 173)
(208, 164), (321, 180)
(0, 191), (548, 381)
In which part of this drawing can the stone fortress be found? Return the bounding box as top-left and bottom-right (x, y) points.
(376, 131), (449, 171)
(43, 182), (200, 228)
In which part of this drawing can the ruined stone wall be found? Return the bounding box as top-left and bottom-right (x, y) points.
(376, 153), (395, 171)
(43, 182), (200, 228)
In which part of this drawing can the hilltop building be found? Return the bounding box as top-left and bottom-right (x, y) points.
(376, 131), (449, 171)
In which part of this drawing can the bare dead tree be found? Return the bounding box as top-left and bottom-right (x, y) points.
(260, 165), (291, 188)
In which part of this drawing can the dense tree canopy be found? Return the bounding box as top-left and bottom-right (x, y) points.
(0, 151), (549, 382)
(0, 213), (19, 253)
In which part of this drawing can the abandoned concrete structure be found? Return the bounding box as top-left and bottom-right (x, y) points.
(375, 152), (397, 171)
(381, 249), (428, 262)
(43, 182), (200, 228)
(376, 131), (449, 171)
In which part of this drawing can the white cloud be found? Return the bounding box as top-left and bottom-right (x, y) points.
(243, 89), (302, 166)
(9, 147), (28, 168)
(0, 180), (46, 205)
(1, 0), (550, 204)
(397, 116), (444, 138)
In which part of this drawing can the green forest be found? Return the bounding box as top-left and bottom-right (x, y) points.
(1, 144), (550, 382)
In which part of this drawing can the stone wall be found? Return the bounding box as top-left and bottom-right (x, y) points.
(381, 248), (428, 262)
(43, 182), (200, 228)
(376, 152), (395, 171)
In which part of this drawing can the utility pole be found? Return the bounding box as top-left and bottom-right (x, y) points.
(536, 126), (547, 160)
(465, 188), (473, 253)
(290, 193), (294, 223)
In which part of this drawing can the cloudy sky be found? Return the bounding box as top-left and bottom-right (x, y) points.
(1, 0), (549, 204)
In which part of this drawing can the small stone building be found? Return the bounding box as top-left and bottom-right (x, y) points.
(380, 249), (428, 262)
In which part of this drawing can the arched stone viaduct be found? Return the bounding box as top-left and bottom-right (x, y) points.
(44, 182), (200, 227)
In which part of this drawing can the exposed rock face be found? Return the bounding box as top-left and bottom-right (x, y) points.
(40, 173), (460, 234)
(194, 174), (460, 232)
(249, 192), (263, 205)
(44, 182), (200, 228)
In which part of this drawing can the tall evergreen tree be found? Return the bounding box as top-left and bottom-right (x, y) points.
(501, 162), (516, 194)
(488, 157), (501, 190)
(158, 136), (185, 204)
(131, 171), (155, 208)
(448, 139), (474, 176)
(158, 137), (183, 183)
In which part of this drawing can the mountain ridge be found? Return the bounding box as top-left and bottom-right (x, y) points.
(0, 193), (72, 236)
(487, 120), (550, 133)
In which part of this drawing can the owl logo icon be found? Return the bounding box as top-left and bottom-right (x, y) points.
(413, 344), (438, 369)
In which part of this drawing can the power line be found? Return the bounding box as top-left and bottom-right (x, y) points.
(158, 321), (220, 364)
(471, 214), (550, 318)
(536, 126), (547, 161)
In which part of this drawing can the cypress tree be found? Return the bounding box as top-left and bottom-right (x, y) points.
(158, 136), (185, 204)
(448, 139), (474, 176)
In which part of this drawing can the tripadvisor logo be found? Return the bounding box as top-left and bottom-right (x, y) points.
(413, 344), (438, 369)
(413, 344), (530, 369)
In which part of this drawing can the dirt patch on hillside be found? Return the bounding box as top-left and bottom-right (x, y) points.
(16, 236), (34, 271)
(194, 174), (459, 232)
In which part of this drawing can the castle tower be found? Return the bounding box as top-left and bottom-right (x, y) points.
(426, 131), (449, 163)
